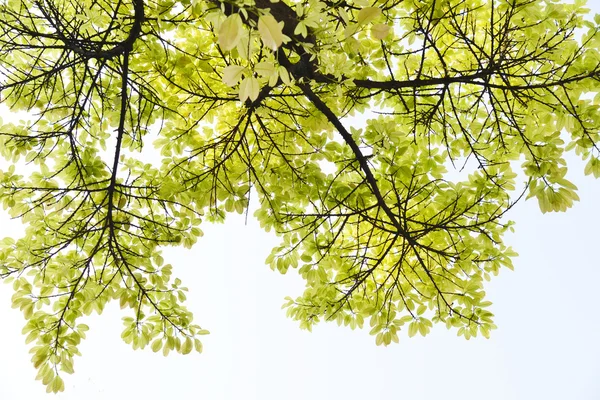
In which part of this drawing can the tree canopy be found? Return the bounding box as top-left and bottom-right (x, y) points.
(0, 0), (599, 392)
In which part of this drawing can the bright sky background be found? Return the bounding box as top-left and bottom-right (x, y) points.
(1, 2), (600, 399)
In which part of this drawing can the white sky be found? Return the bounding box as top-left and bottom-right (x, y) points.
(1, 2), (600, 399)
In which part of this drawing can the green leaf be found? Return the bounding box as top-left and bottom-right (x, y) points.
(49, 375), (64, 393)
(151, 339), (163, 353)
(408, 321), (418, 338)
(182, 337), (193, 354)
(194, 339), (204, 353)
(61, 359), (75, 374)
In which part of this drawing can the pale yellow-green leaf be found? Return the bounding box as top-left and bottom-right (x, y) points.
(222, 65), (246, 87)
(255, 61), (277, 77)
(338, 8), (349, 23)
(481, 326), (491, 339)
(344, 23), (358, 39)
(194, 339), (204, 353)
(383, 331), (391, 345)
(151, 338), (162, 353)
(418, 322), (428, 336)
(182, 337), (193, 354)
(269, 71), (279, 87)
(408, 321), (418, 338)
(51, 375), (64, 393)
(294, 20), (308, 38)
(236, 35), (253, 59)
(218, 14), (243, 51)
(371, 23), (391, 39)
(61, 359), (74, 374)
(357, 7), (381, 26)
(278, 65), (291, 85)
(239, 76), (260, 102)
(258, 15), (285, 51)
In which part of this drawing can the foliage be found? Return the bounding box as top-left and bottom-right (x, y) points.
(0, 0), (599, 392)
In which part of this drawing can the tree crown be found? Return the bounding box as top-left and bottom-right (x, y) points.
(0, 0), (599, 392)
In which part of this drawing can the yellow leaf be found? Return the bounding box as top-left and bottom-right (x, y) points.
(239, 76), (260, 102)
(357, 7), (381, 26)
(222, 65), (245, 87)
(371, 23), (390, 39)
(218, 14), (243, 51)
(258, 15), (285, 51)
